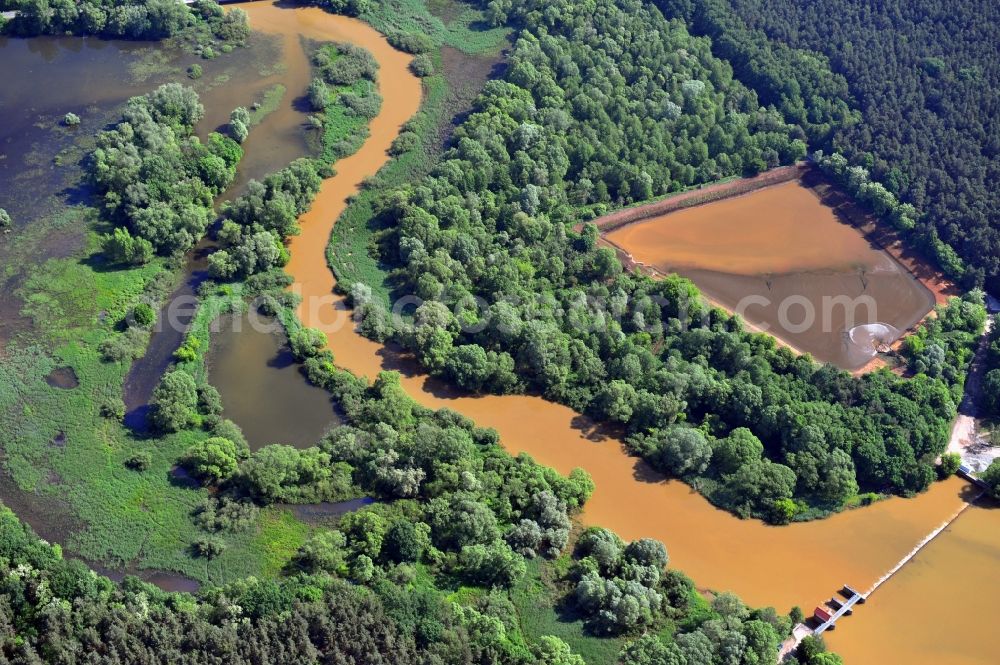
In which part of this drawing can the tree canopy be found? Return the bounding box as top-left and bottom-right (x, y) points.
(91, 84), (242, 257)
(344, 0), (985, 521)
(6, 0), (250, 45)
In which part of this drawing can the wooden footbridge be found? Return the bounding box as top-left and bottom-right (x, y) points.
(778, 584), (865, 659)
(813, 585), (865, 635)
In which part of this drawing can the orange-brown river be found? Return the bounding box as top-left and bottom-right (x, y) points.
(827, 498), (1000, 663)
(237, 4), (1000, 662)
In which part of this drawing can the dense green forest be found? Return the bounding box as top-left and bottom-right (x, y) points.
(0, 494), (848, 664)
(335, 0), (984, 522)
(664, 0), (1000, 290)
(486, 0), (809, 197)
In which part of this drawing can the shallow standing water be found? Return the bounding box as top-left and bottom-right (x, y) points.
(0, 35), (164, 346)
(207, 313), (340, 449)
(0, 31), (288, 228)
(605, 180), (936, 369)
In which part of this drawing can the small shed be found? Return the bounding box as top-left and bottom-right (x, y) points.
(814, 606), (833, 623)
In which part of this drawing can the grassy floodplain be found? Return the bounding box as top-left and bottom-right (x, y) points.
(0, 21), (312, 582)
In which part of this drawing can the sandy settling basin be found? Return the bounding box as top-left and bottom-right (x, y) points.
(605, 180), (936, 369)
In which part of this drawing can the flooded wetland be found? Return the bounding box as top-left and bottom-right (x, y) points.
(0, 8), (300, 586)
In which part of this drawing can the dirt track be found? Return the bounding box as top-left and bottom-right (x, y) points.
(584, 162), (807, 234)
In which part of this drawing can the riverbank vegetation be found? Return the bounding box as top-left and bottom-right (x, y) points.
(308, 41), (383, 162)
(324, 0), (513, 298)
(92, 83), (243, 258)
(0, 491), (809, 664)
(208, 158), (323, 280)
(204, 40), (382, 281)
(326, 0), (984, 523)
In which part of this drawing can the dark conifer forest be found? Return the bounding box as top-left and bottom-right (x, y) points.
(669, 0), (1000, 289)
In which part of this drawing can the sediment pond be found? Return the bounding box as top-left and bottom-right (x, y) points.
(605, 180), (936, 369)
